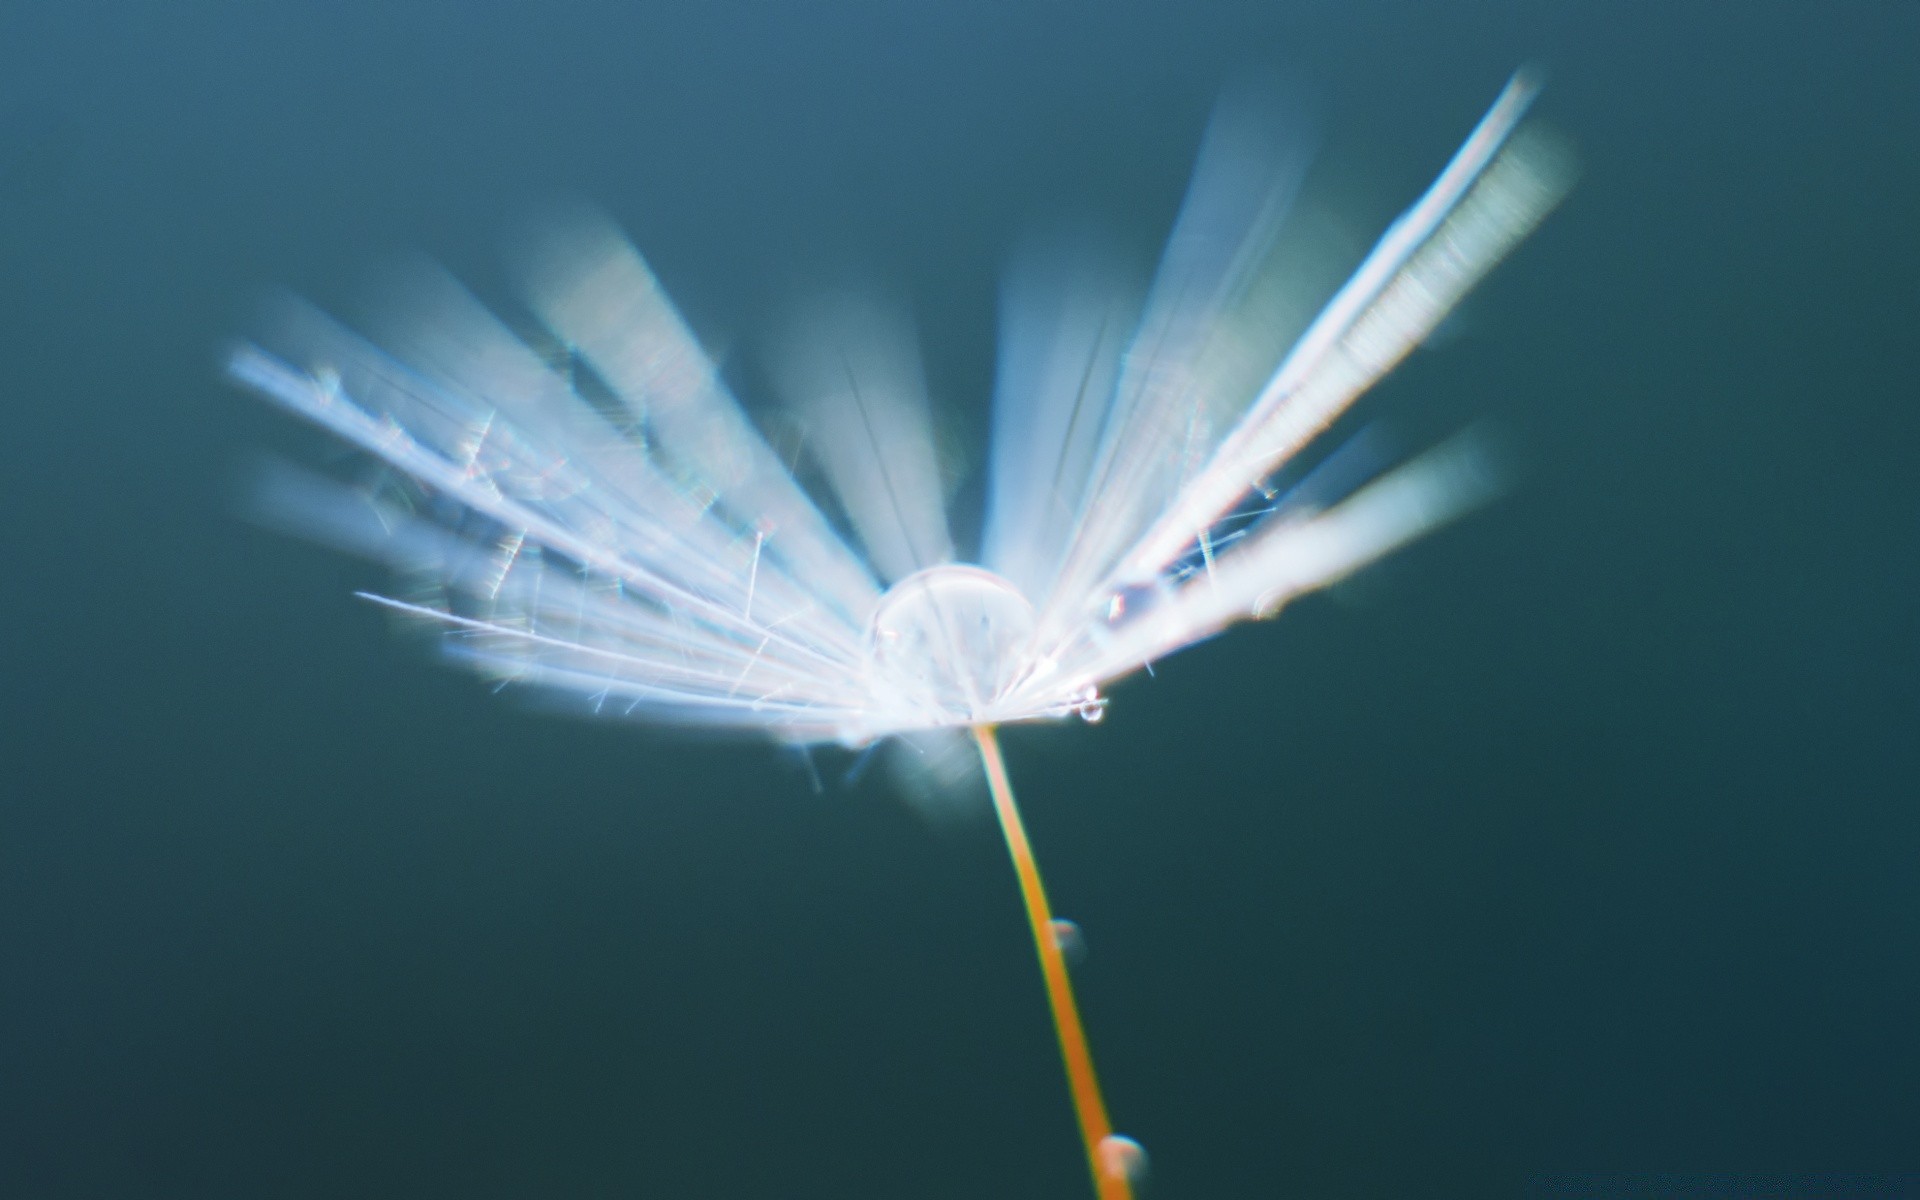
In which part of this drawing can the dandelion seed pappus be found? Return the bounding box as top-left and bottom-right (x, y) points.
(230, 71), (1571, 1198)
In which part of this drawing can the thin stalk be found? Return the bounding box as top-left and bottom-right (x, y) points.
(972, 724), (1135, 1200)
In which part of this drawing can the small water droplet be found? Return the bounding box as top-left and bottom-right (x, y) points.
(1072, 684), (1104, 723)
(1050, 918), (1085, 965)
(1099, 1135), (1148, 1187)
(313, 365), (343, 402)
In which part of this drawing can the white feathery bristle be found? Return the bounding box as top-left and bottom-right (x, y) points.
(232, 73), (1568, 751)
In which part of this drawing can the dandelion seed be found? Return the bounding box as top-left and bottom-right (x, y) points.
(230, 73), (1571, 1198)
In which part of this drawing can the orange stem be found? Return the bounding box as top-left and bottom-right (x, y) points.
(972, 725), (1134, 1200)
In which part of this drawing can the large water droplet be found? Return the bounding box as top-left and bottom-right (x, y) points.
(866, 565), (1036, 721)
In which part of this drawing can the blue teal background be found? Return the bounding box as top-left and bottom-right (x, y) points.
(3, 2), (1918, 1196)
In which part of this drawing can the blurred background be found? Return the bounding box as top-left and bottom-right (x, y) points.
(2, 2), (1916, 1196)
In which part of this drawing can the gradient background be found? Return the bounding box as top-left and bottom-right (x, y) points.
(3, 2), (1917, 1196)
